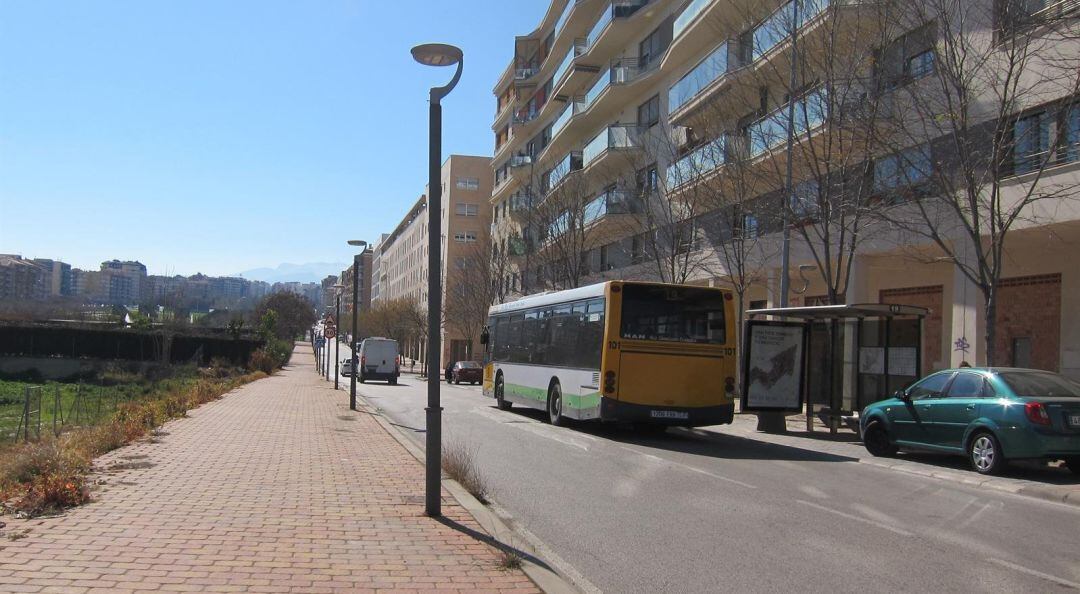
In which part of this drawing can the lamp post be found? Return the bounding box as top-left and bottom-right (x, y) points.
(412, 42), (462, 518)
(333, 284), (345, 390)
(347, 240), (368, 411)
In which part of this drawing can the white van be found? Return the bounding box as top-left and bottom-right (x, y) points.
(358, 337), (399, 384)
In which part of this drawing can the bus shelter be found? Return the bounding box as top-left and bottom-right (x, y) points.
(746, 304), (929, 434)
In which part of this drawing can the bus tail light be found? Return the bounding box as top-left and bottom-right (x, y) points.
(604, 371), (616, 394)
(724, 376), (735, 396)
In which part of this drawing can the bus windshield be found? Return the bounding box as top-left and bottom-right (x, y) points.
(620, 284), (727, 344)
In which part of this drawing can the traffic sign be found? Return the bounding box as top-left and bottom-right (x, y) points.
(325, 314), (336, 325)
(325, 327), (336, 339)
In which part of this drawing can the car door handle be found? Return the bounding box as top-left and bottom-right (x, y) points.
(965, 404), (976, 410)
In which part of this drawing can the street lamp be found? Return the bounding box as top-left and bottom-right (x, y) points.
(347, 239), (368, 411)
(332, 283), (345, 390)
(412, 41), (462, 518)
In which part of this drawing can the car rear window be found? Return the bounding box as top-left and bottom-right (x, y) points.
(459, 361), (480, 369)
(999, 371), (1080, 398)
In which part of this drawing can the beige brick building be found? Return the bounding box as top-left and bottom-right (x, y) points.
(371, 154), (493, 367)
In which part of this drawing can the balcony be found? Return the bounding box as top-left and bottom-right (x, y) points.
(583, 125), (643, 168)
(508, 191), (532, 222)
(668, 41), (729, 116)
(666, 136), (726, 190)
(579, 0), (654, 61)
(673, 0), (714, 39)
(551, 103), (575, 141)
(510, 153), (533, 168)
(747, 87), (828, 158)
(584, 187), (640, 226)
(545, 151), (584, 194)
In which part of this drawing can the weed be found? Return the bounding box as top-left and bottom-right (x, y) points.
(496, 547), (523, 570)
(441, 439), (489, 504)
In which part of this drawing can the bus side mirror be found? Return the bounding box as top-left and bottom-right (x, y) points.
(480, 329), (490, 345)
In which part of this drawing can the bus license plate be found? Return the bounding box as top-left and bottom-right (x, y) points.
(651, 410), (688, 420)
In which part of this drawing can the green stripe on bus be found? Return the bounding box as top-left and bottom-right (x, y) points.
(506, 383), (600, 410)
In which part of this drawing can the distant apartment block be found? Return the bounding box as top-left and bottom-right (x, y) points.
(370, 155), (494, 365)
(0, 254), (46, 301)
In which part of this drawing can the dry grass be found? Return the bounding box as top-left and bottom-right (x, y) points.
(441, 438), (489, 504)
(0, 371), (267, 517)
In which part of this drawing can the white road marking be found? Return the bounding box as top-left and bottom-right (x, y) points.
(796, 500), (914, 537)
(616, 445), (757, 489)
(987, 558), (1080, 590)
(959, 501), (1001, 529)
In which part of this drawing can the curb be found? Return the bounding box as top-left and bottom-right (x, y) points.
(346, 389), (580, 594)
(856, 457), (1080, 508)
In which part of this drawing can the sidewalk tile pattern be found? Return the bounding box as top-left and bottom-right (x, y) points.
(0, 347), (538, 593)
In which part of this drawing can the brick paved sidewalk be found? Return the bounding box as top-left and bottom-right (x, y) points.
(0, 345), (539, 593)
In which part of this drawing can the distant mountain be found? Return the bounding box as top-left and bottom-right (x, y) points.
(235, 262), (349, 284)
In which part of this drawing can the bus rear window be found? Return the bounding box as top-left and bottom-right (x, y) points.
(620, 285), (727, 344)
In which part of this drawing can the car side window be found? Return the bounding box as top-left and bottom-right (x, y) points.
(908, 373), (952, 400)
(946, 372), (984, 398)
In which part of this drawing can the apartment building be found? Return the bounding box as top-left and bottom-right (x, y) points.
(33, 259), (72, 297)
(0, 254), (46, 301)
(491, 0), (1080, 380)
(371, 155), (494, 366)
(337, 248), (373, 323)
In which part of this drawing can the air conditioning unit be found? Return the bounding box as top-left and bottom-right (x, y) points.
(671, 126), (691, 148)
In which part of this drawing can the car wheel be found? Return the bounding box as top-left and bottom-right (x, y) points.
(389, 377), (397, 386)
(454, 378), (460, 385)
(547, 382), (566, 427)
(968, 431), (1006, 475)
(863, 422), (899, 457)
(1064, 457), (1080, 475)
(495, 375), (512, 411)
(359, 374), (366, 384)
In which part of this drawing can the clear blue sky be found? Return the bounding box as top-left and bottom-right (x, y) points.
(0, 1), (546, 277)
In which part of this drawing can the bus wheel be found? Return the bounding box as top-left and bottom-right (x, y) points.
(495, 375), (512, 411)
(547, 382), (566, 426)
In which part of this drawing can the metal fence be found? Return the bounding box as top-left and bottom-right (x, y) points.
(0, 382), (136, 444)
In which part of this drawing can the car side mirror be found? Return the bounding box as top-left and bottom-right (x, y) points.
(895, 389), (910, 401)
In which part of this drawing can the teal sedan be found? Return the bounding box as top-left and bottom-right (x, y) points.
(860, 368), (1080, 475)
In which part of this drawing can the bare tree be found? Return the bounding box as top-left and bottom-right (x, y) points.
(445, 230), (501, 360)
(871, 0), (1080, 364)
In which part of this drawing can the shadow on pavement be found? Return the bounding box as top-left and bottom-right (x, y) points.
(896, 451), (1079, 484)
(432, 516), (556, 573)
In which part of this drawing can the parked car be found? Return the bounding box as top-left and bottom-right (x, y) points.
(340, 358), (353, 377)
(357, 338), (399, 385)
(449, 361), (483, 385)
(861, 367), (1080, 475)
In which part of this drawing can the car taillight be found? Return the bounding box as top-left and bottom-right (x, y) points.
(1025, 402), (1051, 426)
(361, 355), (366, 366)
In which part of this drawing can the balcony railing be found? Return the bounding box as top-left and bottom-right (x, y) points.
(753, 0), (830, 61)
(551, 103), (575, 140)
(552, 47), (576, 90)
(673, 0), (713, 39)
(510, 153), (533, 168)
(747, 86), (828, 158)
(514, 66), (537, 81)
(585, 4), (614, 51)
(584, 71), (611, 108)
(668, 41), (728, 113)
(546, 151), (584, 193)
(508, 191), (532, 221)
(583, 125), (642, 167)
(666, 136), (726, 189)
(584, 188), (639, 225)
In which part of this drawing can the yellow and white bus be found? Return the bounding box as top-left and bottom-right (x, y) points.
(481, 281), (737, 427)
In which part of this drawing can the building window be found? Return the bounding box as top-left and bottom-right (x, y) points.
(790, 179), (820, 219)
(741, 214), (759, 238)
(638, 95), (660, 128)
(454, 231), (478, 243)
(905, 49), (935, 79)
(456, 176), (480, 190)
(1013, 112), (1049, 174)
(638, 26), (665, 71)
(455, 257), (467, 270)
(675, 221), (695, 255)
(637, 163), (659, 194)
(631, 234), (646, 264)
(455, 203), (480, 216)
(1060, 106), (1080, 163)
(874, 144), (932, 194)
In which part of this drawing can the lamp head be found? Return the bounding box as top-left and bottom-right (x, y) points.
(347, 240), (367, 247)
(411, 43), (462, 67)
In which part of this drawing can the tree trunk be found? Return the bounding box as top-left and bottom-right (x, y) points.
(983, 288), (998, 367)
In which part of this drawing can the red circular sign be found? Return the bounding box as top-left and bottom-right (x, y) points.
(324, 327), (336, 339)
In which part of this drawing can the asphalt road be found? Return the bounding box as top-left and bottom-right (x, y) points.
(322, 344), (1080, 593)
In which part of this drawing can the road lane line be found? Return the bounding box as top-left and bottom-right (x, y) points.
(616, 446), (757, 489)
(796, 500), (914, 537)
(987, 558), (1080, 590)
